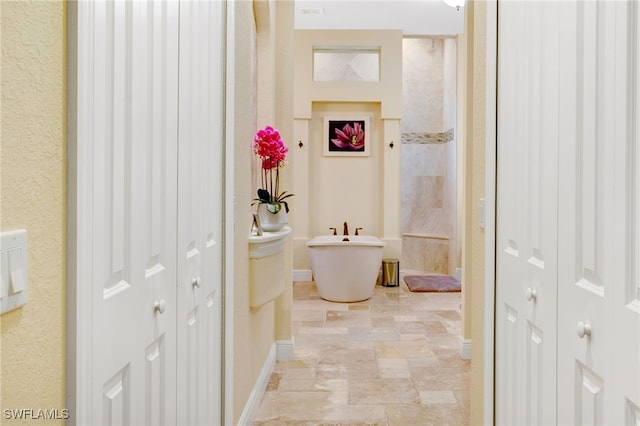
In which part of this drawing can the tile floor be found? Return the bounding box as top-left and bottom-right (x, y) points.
(253, 276), (470, 425)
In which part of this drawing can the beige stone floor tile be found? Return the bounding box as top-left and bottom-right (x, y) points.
(419, 320), (451, 336)
(294, 334), (349, 348)
(378, 358), (411, 379)
(375, 339), (435, 359)
(347, 341), (375, 350)
(326, 310), (372, 327)
(347, 404), (388, 423)
(346, 360), (381, 379)
(455, 389), (471, 418)
(433, 348), (471, 369)
(294, 300), (349, 311)
(349, 379), (420, 405)
(279, 366), (318, 380)
(407, 357), (441, 368)
(385, 403), (468, 425)
(419, 390), (458, 404)
(298, 326), (349, 335)
(255, 281), (469, 425)
(370, 316), (396, 328)
(253, 391), (348, 423)
(348, 327), (400, 342)
(395, 321), (430, 335)
(433, 310), (462, 321)
(293, 309), (328, 322)
(412, 368), (471, 391)
(427, 335), (463, 350)
(392, 314), (419, 322)
(317, 347), (377, 363)
(277, 378), (348, 393)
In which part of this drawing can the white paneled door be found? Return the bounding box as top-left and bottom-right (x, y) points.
(495, 0), (640, 424)
(495, 1), (559, 424)
(557, 1), (640, 424)
(82, 1), (180, 424)
(176, 1), (225, 424)
(70, 1), (225, 424)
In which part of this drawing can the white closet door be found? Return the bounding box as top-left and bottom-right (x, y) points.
(494, 1), (559, 424)
(79, 1), (180, 424)
(557, 1), (640, 423)
(176, 1), (225, 424)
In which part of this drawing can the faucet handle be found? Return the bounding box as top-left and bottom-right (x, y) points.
(329, 227), (337, 236)
(355, 227), (363, 236)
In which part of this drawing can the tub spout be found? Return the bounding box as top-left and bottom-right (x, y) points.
(343, 221), (349, 236)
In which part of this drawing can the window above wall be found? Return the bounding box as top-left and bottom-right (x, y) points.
(312, 47), (380, 82)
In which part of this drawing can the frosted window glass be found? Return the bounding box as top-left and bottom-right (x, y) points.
(313, 50), (380, 82)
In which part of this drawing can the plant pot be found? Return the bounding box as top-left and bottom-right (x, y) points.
(257, 203), (288, 232)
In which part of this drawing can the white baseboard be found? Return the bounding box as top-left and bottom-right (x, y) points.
(276, 339), (294, 361)
(461, 338), (472, 360)
(237, 344), (277, 426)
(293, 269), (312, 282)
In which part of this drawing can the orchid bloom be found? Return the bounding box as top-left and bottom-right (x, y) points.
(254, 125), (288, 169)
(253, 125), (294, 211)
(331, 122), (365, 150)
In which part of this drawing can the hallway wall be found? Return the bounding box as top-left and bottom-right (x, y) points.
(233, 1), (295, 423)
(292, 29), (403, 268)
(460, 2), (488, 425)
(0, 1), (67, 421)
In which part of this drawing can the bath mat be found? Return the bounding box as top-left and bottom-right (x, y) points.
(403, 275), (461, 293)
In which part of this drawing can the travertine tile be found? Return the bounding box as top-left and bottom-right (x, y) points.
(277, 378), (348, 393)
(348, 327), (400, 342)
(349, 379), (420, 404)
(348, 404), (387, 423)
(325, 310), (373, 328)
(419, 390), (458, 404)
(253, 391), (348, 422)
(375, 339), (435, 359)
(253, 281), (470, 425)
(386, 403), (468, 425)
(378, 358), (411, 379)
(412, 367), (471, 391)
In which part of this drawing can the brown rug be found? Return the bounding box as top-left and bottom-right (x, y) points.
(403, 275), (461, 293)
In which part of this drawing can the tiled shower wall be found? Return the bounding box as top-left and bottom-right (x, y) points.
(401, 38), (457, 274)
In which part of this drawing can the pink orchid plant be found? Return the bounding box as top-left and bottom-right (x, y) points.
(253, 125), (294, 214)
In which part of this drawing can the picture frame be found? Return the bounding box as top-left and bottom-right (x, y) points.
(323, 116), (370, 156)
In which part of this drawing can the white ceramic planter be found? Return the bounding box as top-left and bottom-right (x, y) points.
(256, 203), (288, 232)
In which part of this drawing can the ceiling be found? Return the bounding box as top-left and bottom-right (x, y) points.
(294, 0), (465, 37)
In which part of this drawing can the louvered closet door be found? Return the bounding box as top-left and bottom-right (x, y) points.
(176, 1), (225, 424)
(494, 1), (560, 424)
(86, 1), (180, 424)
(557, 1), (640, 423)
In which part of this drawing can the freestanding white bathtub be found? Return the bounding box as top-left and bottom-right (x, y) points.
(307, 235), (385, 302)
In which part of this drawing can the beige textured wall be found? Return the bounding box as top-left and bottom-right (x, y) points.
(292, 30), (403, 267)
(232, 1), (259, 421)
(0, 0), (66, 421)
(461, 1), (487, 425)
(233, 1), (294, 422)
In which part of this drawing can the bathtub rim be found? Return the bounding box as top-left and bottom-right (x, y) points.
(306, 235), (385, 248)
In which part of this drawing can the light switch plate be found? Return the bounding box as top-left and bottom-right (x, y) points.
(1, 229), (28, 314)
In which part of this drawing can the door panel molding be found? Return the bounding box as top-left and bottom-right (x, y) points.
(67, 1), (227, 424)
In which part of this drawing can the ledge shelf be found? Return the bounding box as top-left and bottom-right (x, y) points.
(248, 226), (291, 308)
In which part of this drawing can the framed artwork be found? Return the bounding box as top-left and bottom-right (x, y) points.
(323, 116), (370, 156)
